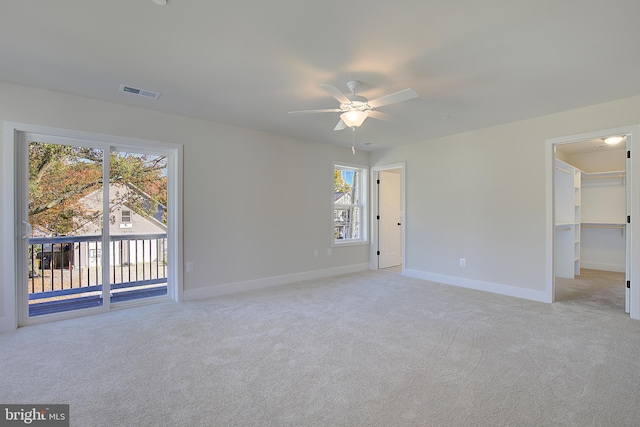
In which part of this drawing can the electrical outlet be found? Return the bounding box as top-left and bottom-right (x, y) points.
(186, 262), (194, 272)
(314, 249), (319, 257)
(459, 258), (466, 267)
(327, 248), (332, 256)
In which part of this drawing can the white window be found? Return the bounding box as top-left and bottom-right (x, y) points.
(334, 163), (367, 245)
(121, 210), (131, 223)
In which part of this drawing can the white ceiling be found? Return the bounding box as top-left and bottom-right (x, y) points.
(3, 1), (640, 151)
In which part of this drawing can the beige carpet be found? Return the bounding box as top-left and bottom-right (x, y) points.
(1, 270), (639, 426)
(555, 268), (626, 311)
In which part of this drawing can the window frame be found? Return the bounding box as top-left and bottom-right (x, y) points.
(333, 162), (368, 246)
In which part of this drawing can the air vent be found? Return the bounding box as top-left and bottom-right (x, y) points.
(120, 85), (160, 99)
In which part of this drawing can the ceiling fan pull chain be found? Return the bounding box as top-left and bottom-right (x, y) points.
(352, 127), (356, 154)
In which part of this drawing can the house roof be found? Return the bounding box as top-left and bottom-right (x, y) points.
(334, 192), (350, 203)
(2, 1), (640, 151)
(76, 184), (167, 233)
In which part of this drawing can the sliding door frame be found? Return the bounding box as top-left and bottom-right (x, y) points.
(2, 122), (183, 329)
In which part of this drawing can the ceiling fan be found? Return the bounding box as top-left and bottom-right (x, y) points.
(288, 80), (418, 130)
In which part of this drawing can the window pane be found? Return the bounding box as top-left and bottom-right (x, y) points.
(351, 171), (360, 204)
(334, 165), (366, 243)
(27, 141), (105, 315)
(334, 208), (350, 240)
(350, 206), (361, 239)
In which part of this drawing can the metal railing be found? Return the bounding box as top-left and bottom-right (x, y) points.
(28, 233), (167, 315)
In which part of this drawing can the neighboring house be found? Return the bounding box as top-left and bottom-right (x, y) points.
(71, 184), (167, 268)
(334, 191), (355, 240)
(333, 192), (351, 205)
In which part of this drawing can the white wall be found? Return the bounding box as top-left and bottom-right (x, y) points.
(0, 81), (369, 329)
(371, 94), (640, 299)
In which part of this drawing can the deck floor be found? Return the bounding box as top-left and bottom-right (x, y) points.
(29, 285), (167, 317)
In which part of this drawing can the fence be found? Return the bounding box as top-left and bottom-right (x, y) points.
(28, 233), (167, 316)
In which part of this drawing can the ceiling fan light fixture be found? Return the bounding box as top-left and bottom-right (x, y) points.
(340, 110), (368, 128)
(603, 135), (625, 145)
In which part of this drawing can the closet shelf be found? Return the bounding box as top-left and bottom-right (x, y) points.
(554, 159), (581, 278)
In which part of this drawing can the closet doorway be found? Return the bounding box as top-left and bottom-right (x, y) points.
(552, 133), (629, 313)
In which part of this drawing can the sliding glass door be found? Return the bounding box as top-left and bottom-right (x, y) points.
(18, 133), (170, 323)
(108, 149), (168, 304)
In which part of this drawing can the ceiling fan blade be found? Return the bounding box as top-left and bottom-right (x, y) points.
(334, 119), (347, 131)
(368, 111), (397, 122)
(288, 108), (343, 114)
(368, 88), (418, 108)
(319, 84), (351, 104)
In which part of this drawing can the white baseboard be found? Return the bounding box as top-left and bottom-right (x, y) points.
(404, 269), (548, 303)
(183, 263), (370, 301)
(580, 261), (625, 273)
(0, 315), (17, 333)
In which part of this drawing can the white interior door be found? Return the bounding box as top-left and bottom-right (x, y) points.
(378, 170), (402, 269)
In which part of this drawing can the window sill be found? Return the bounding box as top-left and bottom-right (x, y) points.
(333, 239), (369, 247)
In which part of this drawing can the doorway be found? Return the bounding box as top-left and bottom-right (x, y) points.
(10, 124), (181, 326)
(372, 163), (405, 273)
(548, 126), (639, 319)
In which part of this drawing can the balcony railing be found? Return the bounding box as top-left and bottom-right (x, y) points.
(28, 233), (168, 316)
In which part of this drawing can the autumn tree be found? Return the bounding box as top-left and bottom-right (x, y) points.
(29, 142), (167, 235)
(334, 169), (351, 193)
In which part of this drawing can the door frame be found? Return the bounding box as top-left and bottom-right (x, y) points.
(546, 125), (640, 319)
(370, 162), (406, 272)
(1, 122), (183, 330)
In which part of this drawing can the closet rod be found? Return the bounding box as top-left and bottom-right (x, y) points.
(582, 174), (625, 181)
(555, 166), (571, 174)
(582, 224), (625, 236)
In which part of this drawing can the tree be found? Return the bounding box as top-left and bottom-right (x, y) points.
(28, 141), (167, 235)
(334, 169), (351, 193)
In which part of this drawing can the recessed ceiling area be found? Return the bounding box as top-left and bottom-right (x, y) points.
(555, 137), (627, 156)
(2, 1), (640, 151)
